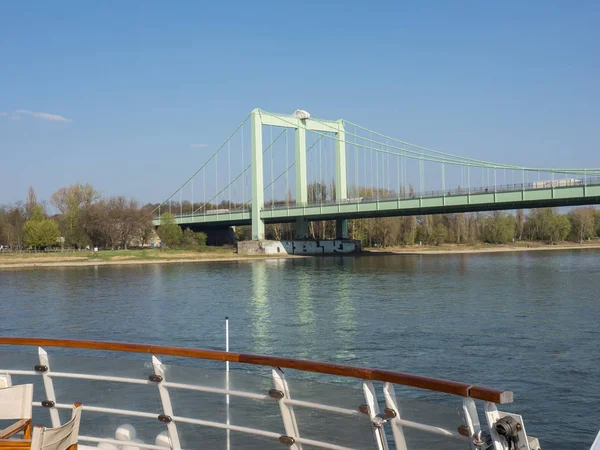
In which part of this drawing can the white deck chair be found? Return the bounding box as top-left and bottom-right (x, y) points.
(0, 384), (34, 440)
(30, 404), (82, 450)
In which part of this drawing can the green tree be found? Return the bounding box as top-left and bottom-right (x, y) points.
(432, 223), (448, 245)
(548, 214), (571, 243)
(195, 231), (207, 247)
(235, 225), (252, 242)
(524, 208), (569, 243)
(0, 204), (26, 248)
(51, 184), (99, 248)
(180, 228), (198, 249)
(483, 212), (515, 244)
(23, 204), (60, 249)
(568, 207), (596, 242)
(399, 216), (417, 245)
(157, 213), (182, 247)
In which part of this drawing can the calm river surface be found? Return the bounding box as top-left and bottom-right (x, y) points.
(1, 250), (599, 449)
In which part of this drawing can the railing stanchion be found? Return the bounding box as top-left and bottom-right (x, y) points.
(272, 368), (302, 450)
(152, 356), (182, 450)
(38, 347), (60, 427)
(382, 383), (407, 450)
(362, 380), (389, 450)
(463, 398), (482, 450)
(484, 402), (508, 450)
(225, 317), (230, 450)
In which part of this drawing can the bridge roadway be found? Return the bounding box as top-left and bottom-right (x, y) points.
(153, 180), (600, 229)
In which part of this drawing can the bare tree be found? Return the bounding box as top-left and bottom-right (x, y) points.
(516, 209), (525, 240)
(25, 186), (38, 219)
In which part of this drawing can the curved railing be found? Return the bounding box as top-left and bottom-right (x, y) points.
(0, 337), (518, 450)
(0, 337), (511, 404)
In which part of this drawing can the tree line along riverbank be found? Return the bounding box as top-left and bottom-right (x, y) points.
(1, 183), (600, 252)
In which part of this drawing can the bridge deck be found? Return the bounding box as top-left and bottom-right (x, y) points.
(153, 183), (600, 228)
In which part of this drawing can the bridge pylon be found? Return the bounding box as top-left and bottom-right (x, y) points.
(250, 109), (348, 240)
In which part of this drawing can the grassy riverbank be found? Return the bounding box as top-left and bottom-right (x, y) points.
(365, 241), (600, 255)
(1, 241), (599, 269)
(0, 247), (294, 269)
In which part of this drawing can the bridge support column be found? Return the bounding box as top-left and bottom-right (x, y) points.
(251, 109), (265, 240)
(336, 219), (349, 239)
(336, 120), (347, 201)
(296, 125), (307, 206)
(295, 218), (309, 240)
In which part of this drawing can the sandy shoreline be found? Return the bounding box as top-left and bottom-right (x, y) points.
(367, 244), (600, 255)
(0, 243), (598, 269)
(0, 254), (302, 269)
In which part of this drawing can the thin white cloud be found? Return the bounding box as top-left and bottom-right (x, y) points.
(14, 109), (71, 122)
(0, 112), (7, 117)
(190, 144), (208, 148)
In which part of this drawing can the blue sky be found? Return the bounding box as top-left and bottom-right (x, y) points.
(1, 1), (599, 205)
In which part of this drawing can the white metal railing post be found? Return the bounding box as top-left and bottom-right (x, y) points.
(382, 383), (407, 450)
(38, 347), (60, 427)
(484, 402), (508, 450)
(272, 368), (302, 450)
(362, 381), (389, 450)
(462, 398), (482, 450)
(225, 317), (230, 450)
(152, 356), (182, 450)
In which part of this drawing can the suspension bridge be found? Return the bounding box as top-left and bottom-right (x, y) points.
(152, 108), (600, 241)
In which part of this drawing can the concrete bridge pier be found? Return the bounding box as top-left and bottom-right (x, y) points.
(295, 218), (309, 239)
(336, 219), (349, 239)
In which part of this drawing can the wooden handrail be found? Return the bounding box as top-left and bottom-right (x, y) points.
(0, 337), (513, 404)
(0, 441), (31, 449)
(0, 419), (32, 440)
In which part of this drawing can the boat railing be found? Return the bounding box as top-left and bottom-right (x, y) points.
(0, 338), (530, 450)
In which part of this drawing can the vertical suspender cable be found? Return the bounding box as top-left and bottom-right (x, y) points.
(481, 166), (484, 189)
(363, 134), (367, 197)
(381, 145), (384, 195)
(228, 140), (231, 211)
(241, 124), (245, 212)
(319, 136), (323, 204)
(400, 151), (404, 197)
(397, 154), (400, 198)
(376, 141), (379, 199)
(215, 150), (218, 215)
(468, 166), (471, 194)
(419, 159), (424, 195)
(442, 163), (445, 195)
(355, 126), (358, 197)
(370, 132), (374, 196)
(387, 140), (391, 196)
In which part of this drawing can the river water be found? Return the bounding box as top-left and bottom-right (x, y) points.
(0, 250), (599, 449)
